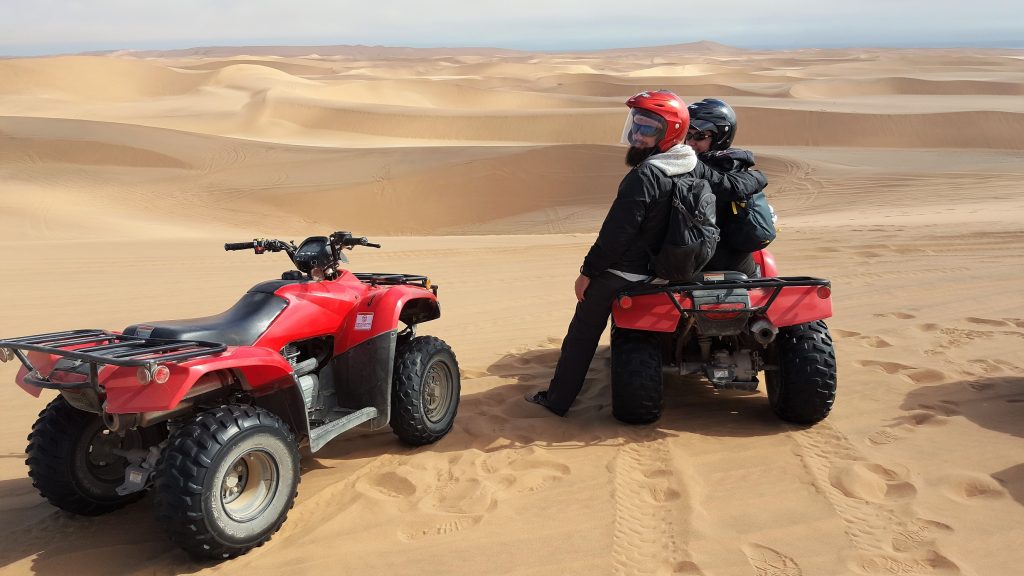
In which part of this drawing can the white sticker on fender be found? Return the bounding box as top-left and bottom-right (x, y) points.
(355, 313), (374, 331)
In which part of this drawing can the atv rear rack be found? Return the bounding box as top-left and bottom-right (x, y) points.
(353, 273), (437, 294)
(0, 329), (226, 390)
(620, 276), (830, 316)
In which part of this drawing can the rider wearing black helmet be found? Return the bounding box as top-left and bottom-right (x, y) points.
(688, 98), (738, 152)
(686, 98), (769, 276)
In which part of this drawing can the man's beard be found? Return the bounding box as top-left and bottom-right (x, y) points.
(625, 146), (658, 167)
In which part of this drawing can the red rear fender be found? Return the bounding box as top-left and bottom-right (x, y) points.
(613, 293), (688, 332)
(755, 286), (832, 326)
(103, 347), (294, 413)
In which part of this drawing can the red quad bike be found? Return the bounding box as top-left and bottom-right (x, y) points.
(610, 250), (836, 425)
(0, 231), (459, 559)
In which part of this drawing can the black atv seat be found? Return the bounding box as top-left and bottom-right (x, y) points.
(123, 292), (288, 347)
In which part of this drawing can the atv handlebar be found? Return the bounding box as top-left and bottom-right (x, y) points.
(224, 239), (297, 256)
(330, 232), (380, 250)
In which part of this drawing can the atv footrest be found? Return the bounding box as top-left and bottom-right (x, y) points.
(308, 406), (378, 453)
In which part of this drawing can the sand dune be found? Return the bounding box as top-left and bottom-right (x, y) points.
(1, 45), (1023, 575)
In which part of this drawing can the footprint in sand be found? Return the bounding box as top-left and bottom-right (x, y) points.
(477, 446), (571, 495)
(397, 514), (483, 542)
(866, 429), (900, 446)
(828, 462), (917, 503)
(421, 474), (496, 515)
(967, 358), (1009, 375)
(872, 311), (916, 320)
(856, 335), (893, 349)
(965, 316), (1012, 327)
(937, 472), (1008, 503)
(832, 329), (893, 348)
(967, 380), (995, 392)
(356, 470), (418, 499)
(742, 543), (802, 576)
(854, 360), (947, 385)
(890, 519), (953, 553)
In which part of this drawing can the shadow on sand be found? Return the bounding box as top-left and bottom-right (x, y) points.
(899, 375), (1024, 507)
(1, 344), (798, 574)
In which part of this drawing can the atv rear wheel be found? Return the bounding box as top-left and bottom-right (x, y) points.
(391, 336), (460, 446)
(765, 320), (837, 424)
(26, 396), (159, 516)
(610, 326), (663, 424)
(153, 405), (299, 560)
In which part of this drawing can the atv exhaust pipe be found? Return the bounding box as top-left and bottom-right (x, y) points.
(751, 318), (778, 346)
(103, 411), (140, 433)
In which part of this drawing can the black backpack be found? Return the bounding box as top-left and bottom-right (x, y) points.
(723, 192), (776, 252)
(652, 178), (719, 282)
(701, 149), (776, 253)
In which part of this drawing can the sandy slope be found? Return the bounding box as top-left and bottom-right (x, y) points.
(1, 46), (1023, 575)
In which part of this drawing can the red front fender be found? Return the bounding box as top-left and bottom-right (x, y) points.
(337, 286), (439, 353)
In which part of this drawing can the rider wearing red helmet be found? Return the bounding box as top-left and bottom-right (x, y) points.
(526, 90), (768, 417)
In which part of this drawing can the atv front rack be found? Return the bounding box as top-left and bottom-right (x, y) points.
(0, 329), (226, 390)
(353, 273), (437, 295)
(620, 276), (830, 316)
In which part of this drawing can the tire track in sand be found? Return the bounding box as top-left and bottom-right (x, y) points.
(612, 429), (702, 576)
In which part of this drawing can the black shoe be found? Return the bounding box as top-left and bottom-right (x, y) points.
(524, 390), (567, 417)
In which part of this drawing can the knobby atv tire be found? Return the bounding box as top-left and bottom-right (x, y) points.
(611, 326), (663, 424)
(391, 335), (460, 446)
(26, 396), (159, 516)
(765, 320), (837, 424)
(153, 405), (299, 560)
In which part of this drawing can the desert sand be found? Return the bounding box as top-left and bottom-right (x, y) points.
(1, 43), (1023, 575)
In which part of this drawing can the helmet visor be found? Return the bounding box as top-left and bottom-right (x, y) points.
(621, 109), (667, 148)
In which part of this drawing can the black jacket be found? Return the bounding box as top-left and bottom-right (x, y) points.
(691, 149), (766, 214)
(581, 145), (767, 278)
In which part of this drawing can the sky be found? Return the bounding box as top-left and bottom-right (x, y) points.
(2, 0), (1022, 56)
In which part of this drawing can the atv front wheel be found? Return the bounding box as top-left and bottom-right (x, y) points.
(610, 325), (663, 424)
(765, 320), (837, 424)
(153, 405), (299, 560)
(391, 336), (460, 446)
(26, 396), (160, 516)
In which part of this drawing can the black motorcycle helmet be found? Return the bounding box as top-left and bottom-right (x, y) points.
(687, 98), (737, 151)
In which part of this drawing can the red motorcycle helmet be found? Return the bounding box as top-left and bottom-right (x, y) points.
(625, 90), (689, 152)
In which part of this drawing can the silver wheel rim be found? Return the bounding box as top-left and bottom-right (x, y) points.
(221, 450), (279, 522)
(423, 359), (453, 424)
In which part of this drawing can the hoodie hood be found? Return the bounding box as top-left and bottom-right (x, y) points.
(644, 144), (697, 176)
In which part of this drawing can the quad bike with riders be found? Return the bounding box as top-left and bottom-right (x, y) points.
(0, 231), (460, 559)
(610, 249), (836, 425)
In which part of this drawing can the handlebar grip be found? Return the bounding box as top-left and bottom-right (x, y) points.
(224, 242), (254, 251)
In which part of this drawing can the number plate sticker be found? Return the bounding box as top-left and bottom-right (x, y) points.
(355, 313), (374, 331)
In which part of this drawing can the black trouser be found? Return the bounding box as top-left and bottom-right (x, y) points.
(546, 271), (637, 414)
(705, 243), (757, 277)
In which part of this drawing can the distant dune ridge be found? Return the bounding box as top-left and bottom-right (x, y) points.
(1, 44), (1023, 576)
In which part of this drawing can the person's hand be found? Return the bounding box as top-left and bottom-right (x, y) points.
(574, 274), (590, 302)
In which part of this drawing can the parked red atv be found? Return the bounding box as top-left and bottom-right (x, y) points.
(0, 231), (459, 559)
(610, 249), (835, 425)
